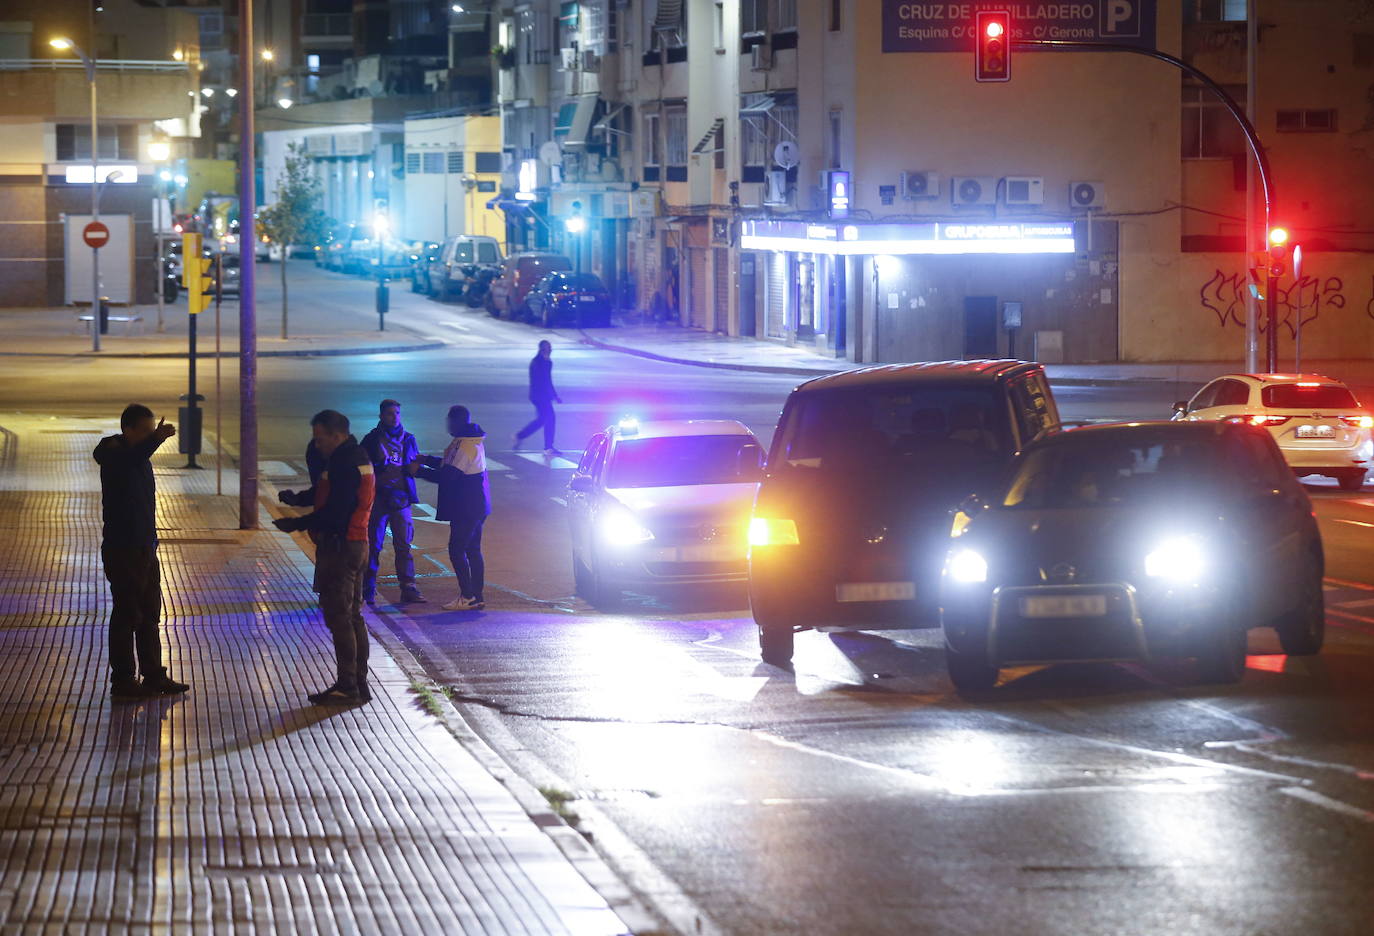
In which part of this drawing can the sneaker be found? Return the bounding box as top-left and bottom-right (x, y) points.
(399, 584), (426, 603)
(510, 433), (523, 451)
(442, 596), (479, 611)
(357, 680), (372, 703)
(544, 447), (563, 458)
(143, 673), (190, 696)
(363, 592), (377, 607)
(308, 685), (360, 705)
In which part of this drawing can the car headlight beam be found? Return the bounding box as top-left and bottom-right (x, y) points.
(599, 505), (654, 547)
(1144, 536), (1207, 582)
(947, 548), (988, 584)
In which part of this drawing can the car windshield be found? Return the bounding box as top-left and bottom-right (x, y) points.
(1261, 384), (1359, 409)
(606, 436), (762, 488)
(1003, 432), (1229, 509)
(774, 385), (1012, 474)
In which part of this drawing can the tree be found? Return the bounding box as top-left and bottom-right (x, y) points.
(256, 142), (331, 339)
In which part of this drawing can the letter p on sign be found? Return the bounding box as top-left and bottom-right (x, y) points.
(1103, 0), (1139, 37)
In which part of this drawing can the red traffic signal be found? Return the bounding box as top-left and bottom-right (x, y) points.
(975, 11), (1011, 82)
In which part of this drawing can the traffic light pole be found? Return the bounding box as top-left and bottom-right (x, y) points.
(1012, 38), (1279, 371)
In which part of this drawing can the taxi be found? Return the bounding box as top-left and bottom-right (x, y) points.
(940, 421), (1325, 692)
(1174, 373), (1373, 490)
(567, 418), (765, 607)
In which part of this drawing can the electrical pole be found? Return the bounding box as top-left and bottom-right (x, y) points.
(239, 0), (259, 528)
(1244, 0), (1259, 373)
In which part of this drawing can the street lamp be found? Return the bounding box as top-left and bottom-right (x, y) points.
(260, 48), (275, 62)
(50, 36), (104, 351)
(276, 97), (294, 109)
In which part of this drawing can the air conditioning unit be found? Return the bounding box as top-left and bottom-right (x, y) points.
(765, 169), (789, 205)
(750, 43), (772, 71)
(1069, 180), (1105, 209)
(560, 48), (579, 70)
(900, 170), (939, 200)
(582, 50), (600, 73)
(1003, 176), (1044, 206)
(951, 176), (997, 206)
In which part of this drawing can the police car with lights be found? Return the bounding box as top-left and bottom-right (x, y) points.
(567, 417), (766, 607)
(940, 421), (1325, 692)
(1174, 373), (1374, 490)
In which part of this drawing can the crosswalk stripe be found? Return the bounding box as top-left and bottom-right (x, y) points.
(483, 458), (510, 473)
(1335, 597), (1374, 609)
(514, 452), (580, 470)
(445, 320), (471, 331)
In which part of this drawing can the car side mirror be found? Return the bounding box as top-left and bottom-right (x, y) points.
(568, 476), (593, 494)
(1172, 401), (1189, 419)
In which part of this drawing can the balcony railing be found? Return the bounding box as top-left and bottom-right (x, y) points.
(302, 13), (351, 37)
(0, 58), (191, 73)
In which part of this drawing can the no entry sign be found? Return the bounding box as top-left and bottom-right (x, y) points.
(82, 221), (110, 249)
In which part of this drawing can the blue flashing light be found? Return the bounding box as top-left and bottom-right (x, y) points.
(617, 416), (640, 435)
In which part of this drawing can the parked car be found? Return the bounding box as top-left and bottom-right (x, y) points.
(316, 223), (360, 271)
(425, 235), (504, 302)
(568, 418), (765, 607)
(748, 360), (1062, 665)
(940, 421), (1325, 691)
(409, 242), (443, 293)
(1173, 373), (1374, 490)
(525, 271), (614, 328)
(217, 253), (241, 295)
(486, 252), (573, 320)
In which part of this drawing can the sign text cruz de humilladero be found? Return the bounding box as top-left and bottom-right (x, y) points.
(882, 1), (1157, 53)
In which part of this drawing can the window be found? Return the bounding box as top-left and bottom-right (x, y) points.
(828, 109), (841, 170)
(559, 1), (579, 51)
(643, 112), (661, 181)
(1261, 384), (1359, 409)
(478, 242), (500, 263)
(1182, 84), (1247, 159)
(665, 103), (688, 181)
(405, 152), (421, 174)
(741, 112), (768, 182)
(714, 0), (725, 51)
(581, 0), (607, 54)
(474, 151), (503, 172)
(774, 0), (797, 31)
(714, 123), (725, 170)
(1215, 379), (1251, 407)
(741, 0), (767, 35)
(55, 124), (136, 161)
(1185, 0), (1247, 23)
(422, 151), (445, 174)
(518, 6), (551, 65)
(1276, 109), (1337, 132)
(447, 151), (464, 173)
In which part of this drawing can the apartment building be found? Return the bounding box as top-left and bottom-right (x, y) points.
(0, 0), (200, 306)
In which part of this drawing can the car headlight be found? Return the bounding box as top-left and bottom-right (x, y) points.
(748, 516), (799, 547)
(1144, 537), (1206, 582)
(599, 504), (654, 546)
(947, 549), (988, 584)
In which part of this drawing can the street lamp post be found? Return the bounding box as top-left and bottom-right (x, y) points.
(50, 37), (101, 352)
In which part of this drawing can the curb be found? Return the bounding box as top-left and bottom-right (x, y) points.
(0, 340), (448, 360)
(260, 490), (672, 936)
(577, 330), (1204, 388)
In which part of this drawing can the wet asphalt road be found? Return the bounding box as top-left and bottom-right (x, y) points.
(6, 263), (1374, 934)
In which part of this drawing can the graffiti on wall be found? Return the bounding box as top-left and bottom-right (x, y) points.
(1199, 270), (1348, 336)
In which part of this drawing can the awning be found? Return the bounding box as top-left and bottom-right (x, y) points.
(593, 102), (628, 135)
(554, 94), (598, 148)
(739, 93), (775, 115)
(692, 118), (724, 155)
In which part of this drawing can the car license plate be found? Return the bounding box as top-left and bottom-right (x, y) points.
(1020, 594), (1108, 618)
(1296, 424), (1335, 439)
(678, 543), (745, 562)
(836, 582), (916, 603)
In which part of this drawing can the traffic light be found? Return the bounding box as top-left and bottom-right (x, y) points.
(975, 11), (1011, 82)
(182, 234), (214, 315)
(1266, 227), (1290, 278)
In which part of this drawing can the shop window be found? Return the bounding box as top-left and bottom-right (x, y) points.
(1181, 84), (1247, 159)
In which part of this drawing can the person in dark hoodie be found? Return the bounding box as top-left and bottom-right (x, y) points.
(93, 404), (190, 701)
(278, 437), (327, 593)
(272, 410), (376, 705)
(420, 405), (491, 611)
(359, 399), (423, 605)
(512, 339), (562, 456)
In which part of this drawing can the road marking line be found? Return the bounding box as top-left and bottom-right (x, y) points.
(260, 460), (297, 478)
(514, 452), (579, 470)
(550, 496), (566, 507)
(1334, 597), (1374, 609)
(445, 320), (471, 331)
(483, 458), (510, 473)
(1280, 786), (1374, 823)
(1333, 518), (1374, 529)
(1324, 576), (1374, 592)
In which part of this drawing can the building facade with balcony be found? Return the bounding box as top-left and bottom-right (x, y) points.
(0, 1), (200, 306)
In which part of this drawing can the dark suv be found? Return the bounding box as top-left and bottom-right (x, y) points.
(749, 360), (1061, 664)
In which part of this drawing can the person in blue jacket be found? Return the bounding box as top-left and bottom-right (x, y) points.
(359, 399), (423, 605)
(420, 405), (491, 611)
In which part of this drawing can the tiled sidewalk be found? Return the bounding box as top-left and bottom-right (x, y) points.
(0, 414), (630, 935)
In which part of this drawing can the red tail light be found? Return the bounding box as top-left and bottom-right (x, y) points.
(1341, 415), (1374, 429)
(1225, 415), (1290, 427)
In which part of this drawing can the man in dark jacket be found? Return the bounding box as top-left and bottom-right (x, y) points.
(420, 405), (491, 611)
(278, 437), (327, 592)
(273, 410), (376, 705)
(94, 404), (190, 701)
(512, 339), (562, 456)
(360, 399), (423, 605)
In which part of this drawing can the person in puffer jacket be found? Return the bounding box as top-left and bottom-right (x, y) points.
(419, 405), (491, 611)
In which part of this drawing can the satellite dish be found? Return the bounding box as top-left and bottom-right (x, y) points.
(773, 140), (799, 169)
(540, 141), (563, 167)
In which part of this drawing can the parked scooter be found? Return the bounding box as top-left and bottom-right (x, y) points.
(462, 264), (500, 308)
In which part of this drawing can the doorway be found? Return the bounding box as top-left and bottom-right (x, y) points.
(963, 296), (998, 359)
